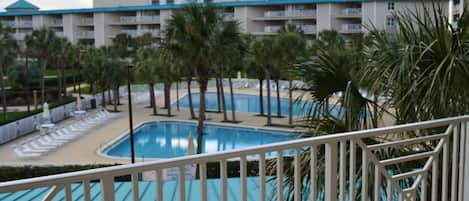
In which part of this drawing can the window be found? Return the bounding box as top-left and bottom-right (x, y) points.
(166, 0), (174, 4)
(386, 16), (395, 27)
(151, 0), (159, 5)
(388, 1), (395, 10)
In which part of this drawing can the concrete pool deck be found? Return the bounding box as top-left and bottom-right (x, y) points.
(0, 87), (307, 166)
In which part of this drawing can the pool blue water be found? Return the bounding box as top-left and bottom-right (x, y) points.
(105, 121), (299, 158)
(178, 92), (310, 116)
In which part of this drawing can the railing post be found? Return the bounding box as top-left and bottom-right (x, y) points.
(325, 142), (338, 201)
(464, 121), (469, 201)
(100, 176), (115, 201)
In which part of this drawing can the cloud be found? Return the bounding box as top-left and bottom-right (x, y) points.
(0, 0), (92, 11)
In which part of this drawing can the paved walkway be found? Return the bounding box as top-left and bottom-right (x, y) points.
(0, 88), (300, 166)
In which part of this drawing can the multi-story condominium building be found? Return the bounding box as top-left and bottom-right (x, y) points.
(0, 0), (452, 47)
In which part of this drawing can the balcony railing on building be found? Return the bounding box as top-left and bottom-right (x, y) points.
(1, 20), (16, 27)
(264, 9), (317, 18)
(13, 33), (27, 40)
(340, 7), (362, 16)
(139, 15), (160, 23)
(1, 116), (469, 201)
(264, 25), (282, 33)
(293, 9), (317, 17)
(77, 31), (94, 39)
(49, 19), (63, 26)
(55, 32), (65, 37)
(120, 29), (138, 37)
(79, 18), (94, 25)
(224, 12), (235, 20)
(342, 23), (362, 33)
(264, 10), (286, 18)
(298, 24), (316, 33)
(140, 29), (160, 37)
(18, 20), (32, 27)
(119, 16), (137, 24)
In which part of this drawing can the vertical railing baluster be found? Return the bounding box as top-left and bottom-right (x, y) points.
(240, 155), (247, 201)
(421, 172), (427, 201)
(259, 153), (266, 201)
(200, 163), (207, 201)
(294, 148), (302, 201)
(325, 142), (338, 201)
(450, 125), (458, 201)
(464, 121), (469, 201)
(362, 149), (368, 201)
(310, 145), (317, 201)
(349, 140), (356, 201)
(83, 180), (90, 201)
(458, 122), (466, 201)
(101, 176), (115, 201)
(387, 179), (392, 201)
(155, 169), (163, 201)
(339, 141), (346, 201)
(131, 173), (139, 201)
(431, 155), (439, 201)
(65, 183), (72, 201)
(220, 160), (228, 201)
(277, 151), (284, 201)
(179, 166), (185, 201)
(374, 165), (381, 201)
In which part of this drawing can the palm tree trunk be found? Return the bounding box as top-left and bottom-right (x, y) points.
(259, 79), (264, 116)
(187, 79), (195, 119)
(216, 76), (221, 112)
(101, 90), (106, 108)
(266, 73), (272, 125)
(0, 64), (7, 121)
(176, 81), (180, 111)
(117, 88), (121, 105)
(62, 66), (67, 98)
(107, 89), (112, 104)
(25, 57), (31, 112)
(40, 60), (47, 105)
(72, 64), (77, 93)
(148, 83), (153, 108)
(166, 82), (171, 116)
(288, 79), (293, 125)
(228, 77), (236, 122)
(150, 83), (157, 115)
(373, 94), (378, 128)
(197, 79), (207, 155)
(113, 86), (118, 112)
(276, 79), (281, 117)
(57, 69), (63, 102)
(163, 83), (168, 109)
(219, 69), (227, 121)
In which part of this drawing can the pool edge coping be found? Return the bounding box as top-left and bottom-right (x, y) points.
(96, 119), (300, 161)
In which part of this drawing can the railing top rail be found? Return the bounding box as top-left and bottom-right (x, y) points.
(1, 115), (468, 192)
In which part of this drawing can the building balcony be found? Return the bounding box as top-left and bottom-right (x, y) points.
(264, 25), (282, 33)
(264, 10), (286, 18)
(341, 23), (362, 33)
(77, 31), (94, 39)
(254, 9), (316, 21)
(139, 15), (160, 23)
(1, 21), (16, 27)
(78, 18), (94, 26)
(17, 20), (33, 27)
(55, 32), (65, 37)
(292, 9), (317, 17)
(13, 33), (27, 40)
(224, 12), (235, 20)
(297, 24), (316, 34)
(49, 19), (63, 27)
(0, 116), (468, 200)
(337, 8), (362, 18)
(119, 16), (137, 24)
(119, 29), (138, 37)
(139, 29), (160, 37)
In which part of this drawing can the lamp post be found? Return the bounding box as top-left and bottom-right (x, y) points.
(78, 49), (87, 98)
(127, 63), (136, 164)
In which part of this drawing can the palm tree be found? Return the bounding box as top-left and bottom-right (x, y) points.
(165, 3), (239, 154)
(112, 33), (135, 58)
(51, 37), (75, 101)
(107, 59), (126, 112)
(81, 48), (102, 95)
(0, 24), (17, 120)
(276, 24), (307, 125)
(252, 37), (277, 125)
(135, 47), (160, 115)
(25, 28), (57, 105)
(8, 61), (40, 112)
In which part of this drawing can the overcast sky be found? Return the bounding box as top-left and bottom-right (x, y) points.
(0, 0), (92, 11)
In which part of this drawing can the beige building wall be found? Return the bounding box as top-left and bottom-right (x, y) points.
(94, 0), (150, 8)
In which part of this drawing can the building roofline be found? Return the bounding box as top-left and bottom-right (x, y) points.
(0, 0), (365, 16)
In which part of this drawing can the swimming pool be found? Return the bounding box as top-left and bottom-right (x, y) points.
(103, 121), (300, 159)
(178, 92), (309, 116)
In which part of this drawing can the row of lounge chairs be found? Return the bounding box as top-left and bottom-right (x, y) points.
(11, 110), (119, 158)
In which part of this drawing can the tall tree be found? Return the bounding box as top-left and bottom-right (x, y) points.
(276, 24), (307, 125)
(0, 24), (17, 120)
(165, 3), (240, 154)
(135, 47), (161, 115)
(25, 28), (57, 105)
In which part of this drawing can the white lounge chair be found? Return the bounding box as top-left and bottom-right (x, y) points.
(11, 145), (41, 158)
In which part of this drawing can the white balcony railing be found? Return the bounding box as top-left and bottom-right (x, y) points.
(119, 16), (137, 24)
(120, 29), (138, 37)
(55, 32), (65, 37)
(13, 33), (27, 40)
(140, 29), (160, 36)
(77, 31), (94, 39)
(79, 18), (94, 25)
(2, 116), (469, 201)
(1, 21), (16, 27)
(340, 7), (362, 16)
(293, 9), (317, 17)
(264, 25), (282, 33)
(18, 20), (32, 27)
(139, 15), (160, 23)
(264, 10), (286, 18)
(298, 24), (316, 33)
(49, 19), (63, 26)
(342, 23), (362, 33)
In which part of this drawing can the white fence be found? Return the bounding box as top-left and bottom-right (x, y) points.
(1, 115), (469, 201)
(0, 97), (95, 145)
